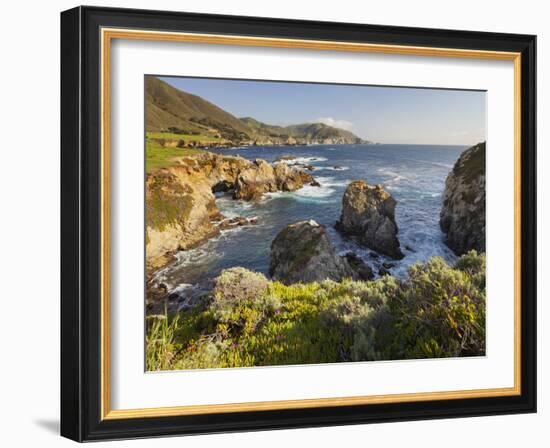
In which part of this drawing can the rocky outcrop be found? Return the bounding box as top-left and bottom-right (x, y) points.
(216, 216), (258, 230)
(269, 220), (373, 284)
(146, 153), (316, 274)
(440, 142), (486, 255)
(146, 168), (219, 274)
(343, 252), (375, 281)
(234, 159), (314, 200)
(233, 159), (278, 200)
(336, 181), (404, 259)
(273, 162), (314, 191)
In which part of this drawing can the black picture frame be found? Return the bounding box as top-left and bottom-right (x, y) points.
(61, 5), (536, 442)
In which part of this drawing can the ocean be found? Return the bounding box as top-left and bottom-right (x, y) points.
(151, 144), (466, 304)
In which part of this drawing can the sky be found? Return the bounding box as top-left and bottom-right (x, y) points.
(161, 76), (486, 145)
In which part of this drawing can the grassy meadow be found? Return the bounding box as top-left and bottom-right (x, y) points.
(146, 134), (204, 173)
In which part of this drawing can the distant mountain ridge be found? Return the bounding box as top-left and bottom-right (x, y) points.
(146, 77), (369, 147)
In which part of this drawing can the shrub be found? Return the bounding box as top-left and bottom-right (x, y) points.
(167, 126), (185, 135)
(146, 252), (486, 370)
(455, 249), (486, 290)
(212, 267), (268, 306)
(381, 254), (486, 359)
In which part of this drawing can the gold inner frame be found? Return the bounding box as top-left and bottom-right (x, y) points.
(100, 27), (522, 420)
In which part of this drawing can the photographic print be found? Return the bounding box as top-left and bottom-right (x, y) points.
(61, 9), (536, 439)
(145, 76), (487, 371)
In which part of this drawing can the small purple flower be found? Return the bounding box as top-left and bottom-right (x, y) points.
(276, 335), (284, 341)
(231, 342), (238, 349)
(275, 309), (282, 315)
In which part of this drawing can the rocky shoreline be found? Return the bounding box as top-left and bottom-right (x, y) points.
(147, 142), (487, 313)
(152, 138), (368, 152)
(146, 152), (317, 275)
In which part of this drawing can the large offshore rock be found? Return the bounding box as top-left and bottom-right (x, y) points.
(336, 181), (404, 259)
(269, 220), (373, 284)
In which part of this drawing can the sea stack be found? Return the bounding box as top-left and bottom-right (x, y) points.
(336, 181), (404, 259)
(269, 220), (373, 284)
(440, 142), (486, 255)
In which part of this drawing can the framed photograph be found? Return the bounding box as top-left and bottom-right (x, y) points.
(61, 6), (536, 441)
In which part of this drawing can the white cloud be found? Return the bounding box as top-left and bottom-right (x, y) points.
(314, 117), (354, 131)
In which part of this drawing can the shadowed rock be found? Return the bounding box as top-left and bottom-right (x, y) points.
(270, 220), (373, 284)
(440, 142), (486, 255)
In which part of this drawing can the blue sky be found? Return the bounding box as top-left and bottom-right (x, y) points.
(160, 76), (486, 145)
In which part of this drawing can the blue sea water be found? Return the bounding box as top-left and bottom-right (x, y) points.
(152, 144), (466, 301)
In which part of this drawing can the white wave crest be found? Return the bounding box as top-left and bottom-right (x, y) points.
(377, 169), (411, 184)
(292, 184), (335, 199)
(314, 176), (349, 188)
(278, 156), (328, 165)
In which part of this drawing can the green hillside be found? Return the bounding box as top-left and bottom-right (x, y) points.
(240, 117), (287, 138)
(145, 76), (251, 141)
(285, 122), (363, 143)
(145, 76), (369, 148)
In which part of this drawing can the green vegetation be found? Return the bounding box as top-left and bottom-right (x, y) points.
(146, 76), (253, 136)
(454, 142), (486, 183)
(146, 138), (203, 173)
(146, 251), (486, 371)
(146, 312), (181, 371)
(146, 76), (367, 145)
(148, 131), (222, 142)
(146, 170), (195, 231)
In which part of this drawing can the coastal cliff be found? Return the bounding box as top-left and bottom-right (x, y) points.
(440, 142), (486, 255)
(146, 152), (316, 274)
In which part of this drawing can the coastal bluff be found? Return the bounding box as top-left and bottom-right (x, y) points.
(146, 152), (316, 275)
(440, 142), (486, 255)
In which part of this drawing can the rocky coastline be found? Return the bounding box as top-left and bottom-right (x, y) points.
(336, 180), (404, 259)
(147, 143), (487, 313)
(146, 152), (316, 275)
(440, 142), (486, 255)
(151, 137), (367, 151)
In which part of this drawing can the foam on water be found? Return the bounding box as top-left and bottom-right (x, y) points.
(315, 176), (349, 187)
(283, 176), (350, 203)
(377, 168), (413, 184)
(276, 156), (328, 165)
(151, 240), (224, 290)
